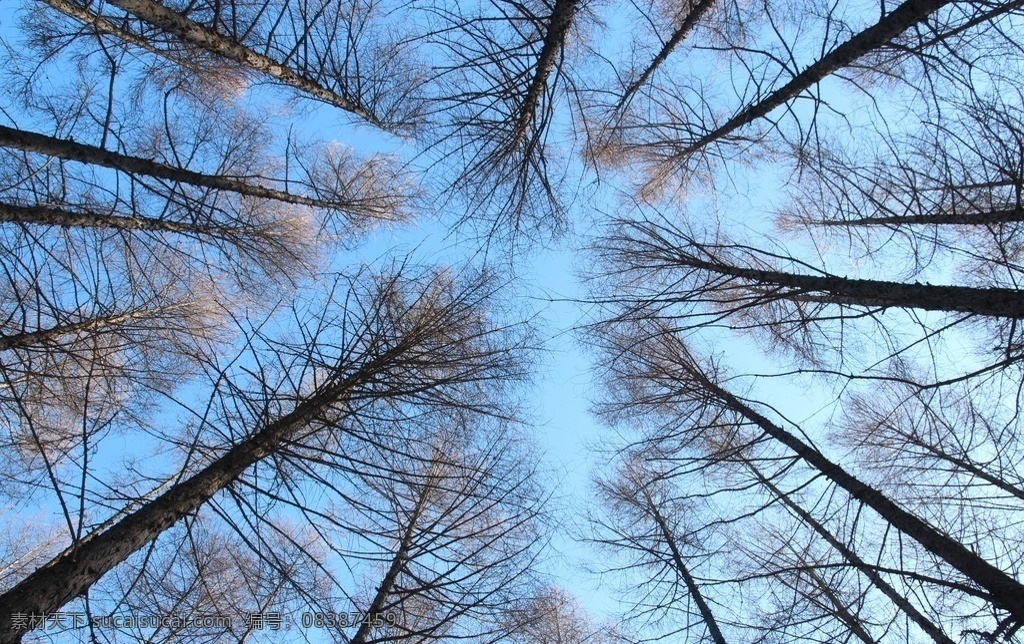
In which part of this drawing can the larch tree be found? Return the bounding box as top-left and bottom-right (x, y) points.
(6, 0), (1024, 642)
(0, 0), (552, 641)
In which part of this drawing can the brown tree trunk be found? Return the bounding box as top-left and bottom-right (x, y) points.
(685, 365), (1024, 623)
(817, 206), (1024, 227)
(349, 469), (435, 644)
(103, 0), (384, 126)
(640, 487), (728, 644)
(680, 252), (1024, 318)
(0, 304), (189, 352)
(748, 463), (956, 644)
(675, 0), (954, 159)
(40, 0), (205, 73)
(0, 200), (251, 238)
(0, 125), (352, 211)
(0, 345), (402, 642)
(616, 0), (717, 111)
(797, 563), (876, 644)
(511, 0), (579, 148)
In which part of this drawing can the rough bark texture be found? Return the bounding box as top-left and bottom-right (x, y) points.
(750, 464), (956, 644)
(41, 0), (204, 71)
(682, 253), (1024, 317)
(676, 0), (954, 158)
(511, 0), (578, 147)
(0, 200), (253, 238)
(689, 366), (1024, 623)
(818, 206), (1024, 227)
(0, 125), (343, 210)
(104, 0), (383, 126)
(0, 346), (398, 642)
(0, 305), (183, 351)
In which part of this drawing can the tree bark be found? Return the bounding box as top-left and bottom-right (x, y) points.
(0, 125), (356, 212)
(676, 250), (1024, 318)
(103, 0), (384, 127)
(684, 363), (1024, 623)
(748, 463), (956, 644)
(0, 343), (403, 642)
(0, 200), (258, 238)
(640, 488), (727, 644)
(616, 0), (716, 111)
(816, 206), (1024, 227)
(674, 0), (954, 159)
(349, 468), (435, 644)
(41, 0), (206, 73)
(511, 0), (578, 148)
(0, 304), (190, 352)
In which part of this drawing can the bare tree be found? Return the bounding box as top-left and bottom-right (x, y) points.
(502, 584), (624, 643)
(417, 0), (585, 243)
(38, 0), (424, 131)
(591, 453), (728, 643)
(583, 0), (1024, 199)
(0, 264), (536, 641)
(593, 216), (1024, 387)
(585, 316), (1024, 633)
(335, 424), (544, 642)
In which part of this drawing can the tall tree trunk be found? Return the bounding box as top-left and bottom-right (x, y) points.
(683, 362), (1024, 623)
(0, 200), (262, 238)
(0, 343), (405, 642)
(349, 466), (436, 644)
(615, 0), (717, 111)
(747, 462), (956, 644)
(674, 0), (955, 159)
(511, 0), (579, 148)
(796, 561), (876, 644)
(639, 487), (728, 644)
(40, 0), (206, 74)
(816, 206), (1024, 227)
(0, 303), (194, 352)
(676, 250), (1024, 317)
(102, 0), (385, 127)
(0, 125), (354, 212)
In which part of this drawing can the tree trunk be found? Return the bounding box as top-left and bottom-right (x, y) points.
(0, 125), (351, 211)
(511, 0), (579, 148)
(0, 304), (191, 352)
(0, 344), (402, 642)
(817, 206), (1024, 227)
(41, 0), (206, 74)
(748, 463), (956, 644)
(616, 0), (717, 111)
(675, 0), (954, 159)
(797, 562), (876, 644)
(679, 251), (1024, 318)
(0, 200), (255, 238)
(349, 468), (435, 644)
(685, 365), (1024, 623)
(102, 0), (384, 127)
(640, 488), (728, 644)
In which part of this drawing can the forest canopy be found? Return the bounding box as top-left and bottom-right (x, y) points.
(1, 0), (1023, 642)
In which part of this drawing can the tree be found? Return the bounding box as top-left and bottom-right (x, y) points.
(0, 264), (539, 641)
(583, 0), (1024, 198)
(416, 0), (585, 243)
(0, 3), (553, 640)
(42, 0), (424, 131)
(9, 0), (1024, 640)
(502, 585), (624, 644)
(585, 316), (1024, 637)
(591, 452), (728, 643)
